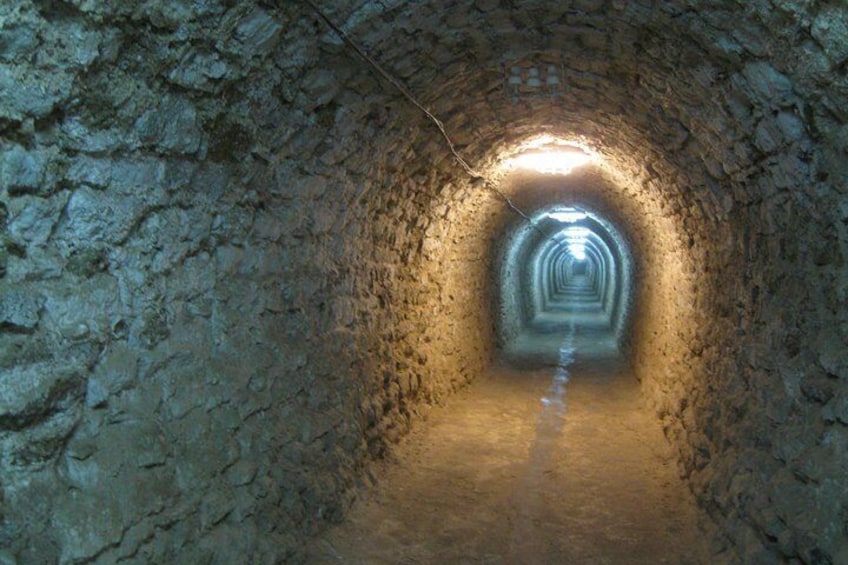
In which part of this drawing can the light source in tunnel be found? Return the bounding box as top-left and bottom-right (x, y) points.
(504, 150), (593, 175)
(501, 135), (596, 175)
(546, 207), (588, 223)
(562, 226), (591, 261)
(568, 242), (587, 261)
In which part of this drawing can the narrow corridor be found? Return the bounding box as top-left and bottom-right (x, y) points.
(309, 276), (707, 563)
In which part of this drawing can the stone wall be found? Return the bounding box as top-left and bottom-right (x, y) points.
(0, 1), (499, 561)
(1, 0), (846, 563)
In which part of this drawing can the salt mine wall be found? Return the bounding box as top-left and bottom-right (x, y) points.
(0, 0), (846, 563)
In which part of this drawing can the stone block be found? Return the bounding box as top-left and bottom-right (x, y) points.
(60, 186), (140, 245)
(823, 392), (848, 425)
(53, 489), (125, 564)
(0, 65), (73, 120)
(168, 49), (231, 92)
(0, 361), (84, 431)
(811, 6), (848, 65)
(817, 328), (848, 378)
(88, 342), (139, 406)
(3, 246), (64, 283)
(800, 371), (836, 404)
(474, 0), (499, 12)
(136, 95), (202, 155)
(775, 111), (804, 143)
(1, 145), (47, 195)
(63, 24), (102, 68)
(39, 278), (118, 348)
(66, 156), (113, 190)
(0, 288), (43, 333)
(234, 8), (283, 56)
(741, 62), (794, 107)
(226, 460), (258, 486)
(754, 119), (780, 153)
(0, 23), (40, 62)
(7, 192), (68, 247)
(60, 117), (126, 153)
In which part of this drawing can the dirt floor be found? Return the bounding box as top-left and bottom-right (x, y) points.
(307, 293), (709, 564)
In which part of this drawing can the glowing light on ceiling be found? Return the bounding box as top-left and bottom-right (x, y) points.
(547, 207), (588, 223)
(568, 243), (587, 261)
(561, 226), (591, 262)
(504, 150), (594, 175)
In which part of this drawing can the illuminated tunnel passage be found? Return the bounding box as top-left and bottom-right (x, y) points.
(499, 204), (633, 367)
(307, 163), (706, 563)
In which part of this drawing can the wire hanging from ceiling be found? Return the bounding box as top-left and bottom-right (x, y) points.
(301, 0), (535, 224)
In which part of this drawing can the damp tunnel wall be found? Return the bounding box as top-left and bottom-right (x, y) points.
(1, 1), (847, 563)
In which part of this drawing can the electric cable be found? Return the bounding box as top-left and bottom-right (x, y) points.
(302, 0), (536, 225)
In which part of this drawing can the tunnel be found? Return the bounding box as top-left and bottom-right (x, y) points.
(0, 0), (846, 562)
(497, 193), (635, 367)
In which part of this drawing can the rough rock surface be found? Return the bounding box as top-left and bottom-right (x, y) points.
(0, 0), (846, 563)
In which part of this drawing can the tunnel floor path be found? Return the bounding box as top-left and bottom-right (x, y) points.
(307, 310), (709, 563)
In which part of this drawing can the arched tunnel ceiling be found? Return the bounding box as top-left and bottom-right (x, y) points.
(312, 0), (846, 222)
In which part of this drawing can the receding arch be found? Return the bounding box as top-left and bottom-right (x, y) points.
(496, 195), (634, 363)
